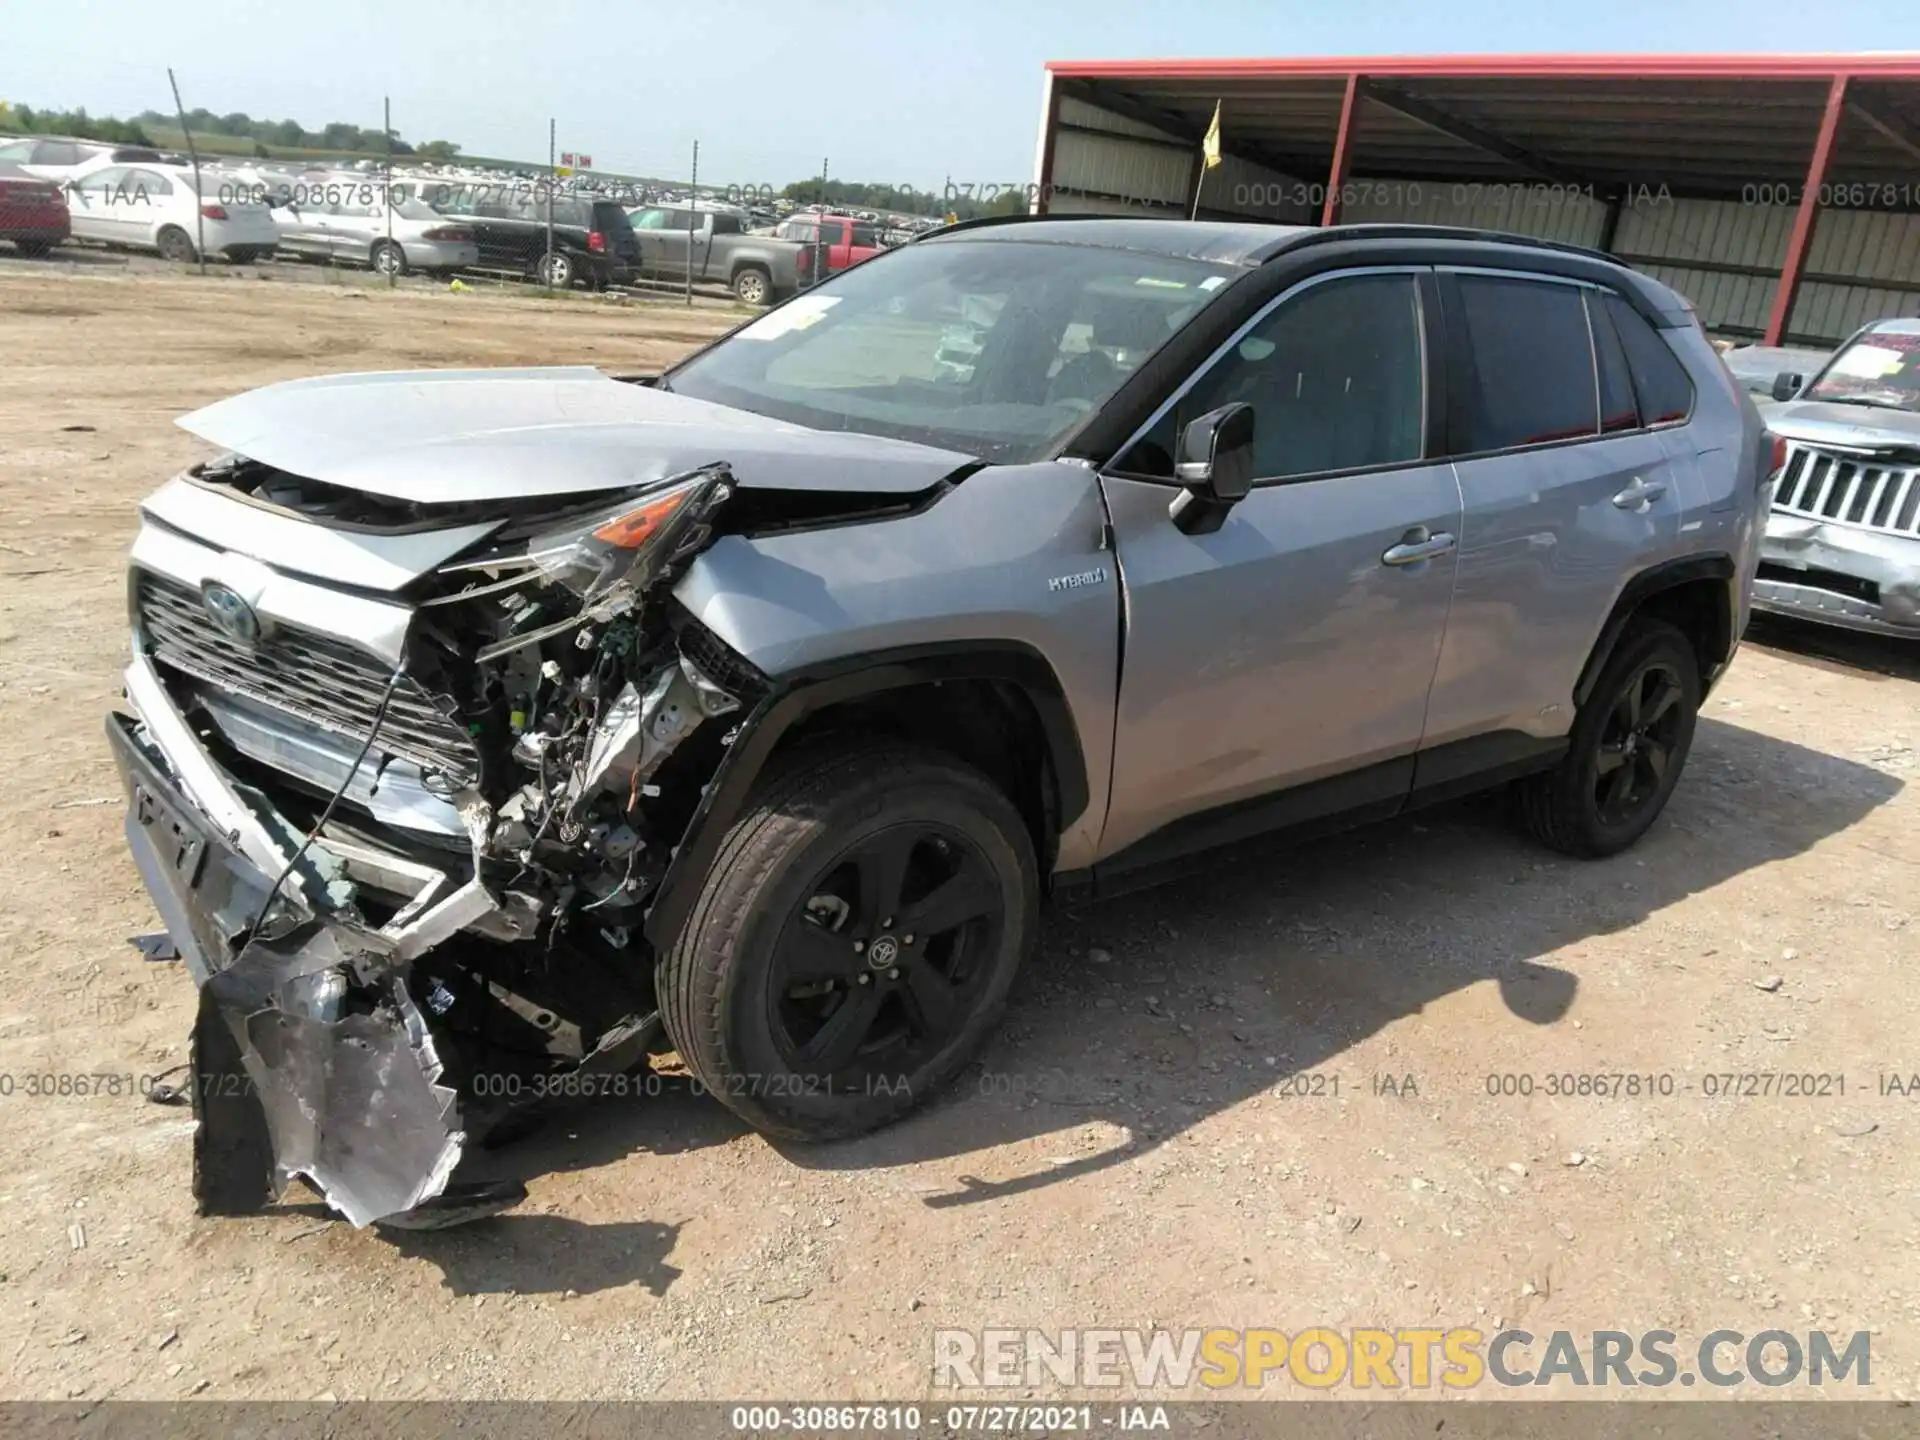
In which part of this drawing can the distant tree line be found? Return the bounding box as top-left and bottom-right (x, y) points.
(0, 104), (154, 145)
(132, 108), (462, 159)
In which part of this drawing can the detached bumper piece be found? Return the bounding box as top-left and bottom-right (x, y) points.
(109, 709), (519, 1228)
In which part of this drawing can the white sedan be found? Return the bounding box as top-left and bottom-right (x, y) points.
(64, 162), (278, 263)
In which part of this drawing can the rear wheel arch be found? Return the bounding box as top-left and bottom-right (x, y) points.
(642, 642), (1088, 951)
(1574, 555), (1736, 709)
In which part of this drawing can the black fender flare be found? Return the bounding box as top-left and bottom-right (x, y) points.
(1573, 553), (1736, 708)
(642, 641), (1088, 951)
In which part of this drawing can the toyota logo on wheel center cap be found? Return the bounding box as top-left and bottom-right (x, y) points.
(866, 935), (900, 970)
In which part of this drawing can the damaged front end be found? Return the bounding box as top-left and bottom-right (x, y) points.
(112, 461), (763, 1227)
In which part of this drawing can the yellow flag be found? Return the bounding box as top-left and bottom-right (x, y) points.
(1202, 100), (1222, 170)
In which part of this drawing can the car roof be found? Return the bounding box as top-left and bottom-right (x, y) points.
(918, 217), (1310, 266)
(1866, 317), (1920, 336)
(917, 216), (1690, 323)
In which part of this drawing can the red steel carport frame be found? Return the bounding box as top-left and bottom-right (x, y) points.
(1042, 53), (1920, 344)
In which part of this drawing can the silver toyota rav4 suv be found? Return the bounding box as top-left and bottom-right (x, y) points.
(108, 219), (1767, 1226)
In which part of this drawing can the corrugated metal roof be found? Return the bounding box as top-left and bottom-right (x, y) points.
(1044, 58), (1920, 201)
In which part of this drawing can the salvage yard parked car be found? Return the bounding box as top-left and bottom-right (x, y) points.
(775, 210), (882, 274)
(270, 191), (478, 276)
(1722, 343), (1831, 405)
(1754, 317), (1920, 638)
(425, 186), (639, 289)
(0, 163), (70, 255)
(628, 203), (815, 303)
(64, 162), (277, 263)
(108, 218), (1763, 1228)
(0, 135), (168, 187)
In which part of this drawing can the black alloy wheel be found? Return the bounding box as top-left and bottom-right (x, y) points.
(769, 822), (1002, 1087)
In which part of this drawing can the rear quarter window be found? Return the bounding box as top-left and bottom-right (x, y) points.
(591, 202), (635, 234)
(1605, 293), (1696, 426)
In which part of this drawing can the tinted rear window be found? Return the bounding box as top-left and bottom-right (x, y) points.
(1453, 275), (1598, 452)
(1606, 293), (1695, 425)
(591, 202), (635, 235)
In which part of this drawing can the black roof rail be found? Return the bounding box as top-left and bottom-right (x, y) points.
(909, 211), (1168, 242)
(1255, 222), (1620, 266)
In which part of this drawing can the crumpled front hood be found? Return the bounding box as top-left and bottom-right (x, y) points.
(1767, 399), (1920, 453)
(177, 366), (977, 504)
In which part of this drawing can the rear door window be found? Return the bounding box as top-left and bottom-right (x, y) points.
(1450, 274), (1599, 453)
(1604, 293), (1695, 426)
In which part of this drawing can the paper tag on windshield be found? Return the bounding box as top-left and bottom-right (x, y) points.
(734, 295), (840, 341)
(1829, 344), (1906, 379)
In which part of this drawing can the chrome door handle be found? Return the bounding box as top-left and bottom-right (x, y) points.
(1381, 531), (1457, 566)
(1612, 477), (1668, 510)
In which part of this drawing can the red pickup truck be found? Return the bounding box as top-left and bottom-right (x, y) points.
(774, 211), (881, 275)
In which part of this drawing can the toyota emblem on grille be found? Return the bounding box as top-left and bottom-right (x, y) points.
(200, 582), (261, 647)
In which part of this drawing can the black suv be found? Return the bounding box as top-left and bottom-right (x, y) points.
(425, 186), (640, 290)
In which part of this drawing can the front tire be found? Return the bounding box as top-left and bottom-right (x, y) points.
(16, 239), (55, 258)
(1516, 618), (1700, 857)
(659, 741), (1038, 1141)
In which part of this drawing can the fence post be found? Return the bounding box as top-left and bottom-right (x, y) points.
(165, 68), (207, 276)
(686, 139), (698, 307)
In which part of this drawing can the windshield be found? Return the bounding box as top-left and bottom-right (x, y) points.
(1803, 329), (1920, 413)
(664, 238), (1236, 462)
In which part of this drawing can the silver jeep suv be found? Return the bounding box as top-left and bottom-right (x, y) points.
(1751, 317), (1920, 637)
(108, 219), (1767, 1227)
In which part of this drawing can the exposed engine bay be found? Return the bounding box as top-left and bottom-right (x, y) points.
(120, 458), (782, 1228)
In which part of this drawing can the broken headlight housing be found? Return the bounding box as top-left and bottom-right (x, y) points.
(525, 464), (735, 622)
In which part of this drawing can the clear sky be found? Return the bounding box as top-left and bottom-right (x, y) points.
(5, 0), (1916, 188)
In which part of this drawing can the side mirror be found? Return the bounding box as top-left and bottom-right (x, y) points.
(1771, 371), (1804, 402)
(1169, 403), (1256, 535)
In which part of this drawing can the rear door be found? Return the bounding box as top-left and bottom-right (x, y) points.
(324, 200), (376, 262)
(108, 167), (173, 248)
(1098, 268), (1463, 861)
(272, 197), (329, 257)
(1419, 269), (1683, 756)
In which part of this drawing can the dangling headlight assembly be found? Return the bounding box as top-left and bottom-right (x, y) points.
(525, 463), (734, 620)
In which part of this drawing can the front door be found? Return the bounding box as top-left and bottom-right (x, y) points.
(1098, 269), (1463, 863)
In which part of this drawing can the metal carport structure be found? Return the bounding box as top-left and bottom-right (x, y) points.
(1031, 54), (1920, 346)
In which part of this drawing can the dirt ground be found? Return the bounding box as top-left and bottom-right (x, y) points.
(1, 267), (1916, 1406)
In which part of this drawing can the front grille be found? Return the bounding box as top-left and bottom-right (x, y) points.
(135, 571), (480, 785)
(1772, 442), (1920, 538)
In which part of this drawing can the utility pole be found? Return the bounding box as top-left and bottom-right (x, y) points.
(384, 96), (395, 288)
(166, 68), (206, 276)
(545, 117), (556, 292)
(685, 139), (698, 307)
(815, 155), (828, 286)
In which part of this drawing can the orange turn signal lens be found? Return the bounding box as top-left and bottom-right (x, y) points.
(591, 489), (689, 549)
